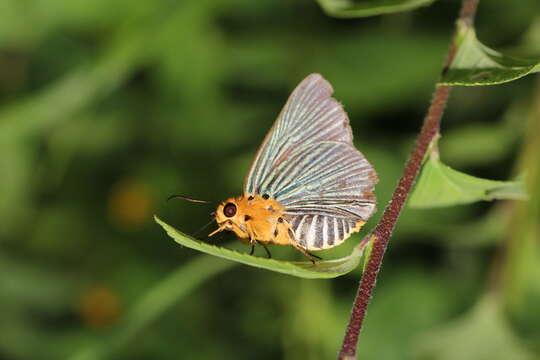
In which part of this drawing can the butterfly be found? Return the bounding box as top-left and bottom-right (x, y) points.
(208, 74), (378, 261)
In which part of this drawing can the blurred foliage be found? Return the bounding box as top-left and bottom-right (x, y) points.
(0, 0), (539, 359)
(414, 295), (537, 360)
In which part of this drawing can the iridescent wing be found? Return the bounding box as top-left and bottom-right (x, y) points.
(244, 74), (377, 250)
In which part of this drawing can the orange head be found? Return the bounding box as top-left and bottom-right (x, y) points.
(210, 196), (249, 239)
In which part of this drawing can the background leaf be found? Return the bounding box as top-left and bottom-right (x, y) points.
(409, 150), (527, 208)
(440, 20), (540, 86)
(414, 296), (536, 360)
(155, 216), (366, 279)
(69, 255), (235, 360)
(316, 0), (436, 18)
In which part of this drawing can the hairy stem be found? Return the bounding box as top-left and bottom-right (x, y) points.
(338, 0), (480, 359)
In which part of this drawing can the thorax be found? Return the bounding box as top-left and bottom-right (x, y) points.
(237, 195), (285, 221)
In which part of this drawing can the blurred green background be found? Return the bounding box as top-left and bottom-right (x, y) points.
(1, 0), (540, 359)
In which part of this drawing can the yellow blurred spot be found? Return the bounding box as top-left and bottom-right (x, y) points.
(78, 286), (121, 328)
(108, 179), (153, 230)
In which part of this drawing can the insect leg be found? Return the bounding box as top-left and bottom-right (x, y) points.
(286, 227), (322, 263)
(257, 241), (272, 259)
(246, 222), (256, 255)
(291, 242), (322, 264)
(305, 251), (322, 260)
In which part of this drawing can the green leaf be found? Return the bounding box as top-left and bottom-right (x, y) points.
(409, 150), (527, 208)
(361, 236), (375, 273)
(315, 0), (436, 18)
(155, 216), (366, 279)
(440, 20), (540, 86)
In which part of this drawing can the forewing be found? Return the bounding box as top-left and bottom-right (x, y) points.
(244, 74), (353, 195)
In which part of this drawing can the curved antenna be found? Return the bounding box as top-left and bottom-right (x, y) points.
(167, 194), (211, 204)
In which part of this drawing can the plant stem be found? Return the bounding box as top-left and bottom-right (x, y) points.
(337, 0), (480, 359)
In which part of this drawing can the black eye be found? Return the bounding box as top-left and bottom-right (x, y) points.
(223, 203), (237, 218)
(262, 194), (270, 200)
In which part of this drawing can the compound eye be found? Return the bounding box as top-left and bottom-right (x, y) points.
(223, 203), (237, 218)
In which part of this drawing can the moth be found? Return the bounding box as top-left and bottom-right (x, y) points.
(209, 74), (378, 261)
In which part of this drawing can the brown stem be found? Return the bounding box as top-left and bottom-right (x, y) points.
(337, 0), (480, 359)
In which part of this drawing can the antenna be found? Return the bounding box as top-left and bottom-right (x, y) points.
(167, 194), (211, 204)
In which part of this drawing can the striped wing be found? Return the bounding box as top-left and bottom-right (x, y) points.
(268, 141), (376, 250)
(243, 74), (377, 250)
